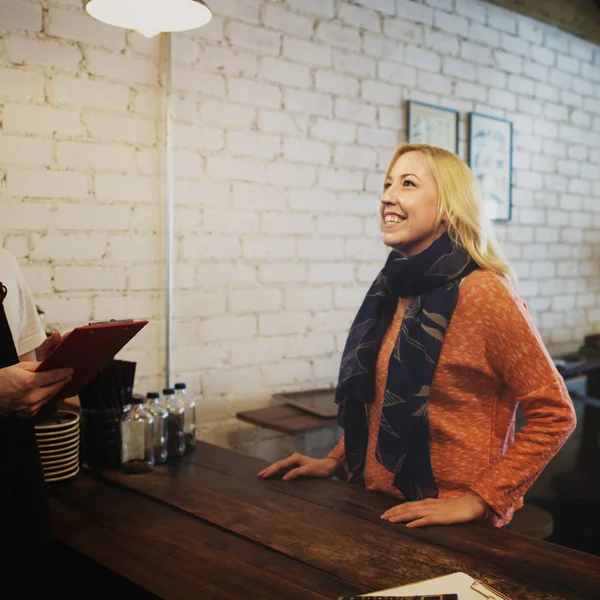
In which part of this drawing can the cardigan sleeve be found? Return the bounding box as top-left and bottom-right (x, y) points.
(468, 275), (576, 517)
(327, 435), (346, 463)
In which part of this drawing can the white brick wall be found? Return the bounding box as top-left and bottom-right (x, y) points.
(2, 0), (600, 460)
(165, 0), (600, 458)
(0, 0), (162, 389)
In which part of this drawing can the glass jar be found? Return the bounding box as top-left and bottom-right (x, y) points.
(174, 382), (196, 453)
(145, 392), (168, 464)
(162, 388), (185, 459)
(120, 395), (154, 474)
(81, 406), (122, 470)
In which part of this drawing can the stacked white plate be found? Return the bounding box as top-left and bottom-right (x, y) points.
(35, 410), (80, 483)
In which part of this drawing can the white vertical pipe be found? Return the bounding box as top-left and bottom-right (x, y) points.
(164, 32), (174, 388)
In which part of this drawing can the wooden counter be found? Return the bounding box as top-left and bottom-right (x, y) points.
(50, 442), (600, 600)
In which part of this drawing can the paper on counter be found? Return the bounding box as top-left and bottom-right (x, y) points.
(364, 571), (509, 599)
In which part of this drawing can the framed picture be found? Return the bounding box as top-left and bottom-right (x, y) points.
(407, 100), (459, 154)
(469, 112), (513, 222)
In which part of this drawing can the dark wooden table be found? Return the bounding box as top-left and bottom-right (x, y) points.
(50, 442), (600, 600)
(236, 389), (338, 436)
(236, 403), (336, 435)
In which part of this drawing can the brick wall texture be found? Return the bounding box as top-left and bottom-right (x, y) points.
(485, 0), (600, 46)
(1, 0), (599, 459)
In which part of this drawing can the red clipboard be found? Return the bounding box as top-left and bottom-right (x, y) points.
(36, 320), (148, 401)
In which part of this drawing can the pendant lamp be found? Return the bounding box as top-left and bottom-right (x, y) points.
(86, 0), (212, 38)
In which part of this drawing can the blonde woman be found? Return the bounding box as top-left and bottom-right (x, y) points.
(259, 144), (576, 529)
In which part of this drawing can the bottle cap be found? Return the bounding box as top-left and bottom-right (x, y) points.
(146, 392), (160, 400)
(174, 382), (187, 390)
(162, 388), (175, 395)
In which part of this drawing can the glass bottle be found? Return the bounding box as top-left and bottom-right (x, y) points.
(162, 388), (185, 459)
(120, 395), (154, 474)
(145, 392), (168, 464)
(175, 382), (196, 453)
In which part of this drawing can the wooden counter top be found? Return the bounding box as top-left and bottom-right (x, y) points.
(50, 442), (600, 600)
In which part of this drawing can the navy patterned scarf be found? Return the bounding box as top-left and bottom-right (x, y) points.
(335, 233), (478, 501)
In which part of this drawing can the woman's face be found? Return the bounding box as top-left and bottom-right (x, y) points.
(380, 151), (445, 257)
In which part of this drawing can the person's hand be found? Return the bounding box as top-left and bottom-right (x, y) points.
(35, 331), (62, 362)
(258, 453), (340, 481)
(0, 362), (73, 418)
(380, 492), (488, 528)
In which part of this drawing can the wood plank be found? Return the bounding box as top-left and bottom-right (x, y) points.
(273, 388), (338, 418)
(556, 356), (600, 379)
(236, 404), (336, 435)
(100, 462), (458, 593)
(98, 447), (600, 600)
(186, 441), (600, 591)
(569, 393), (600, 409)
(50, 476), (360, 600)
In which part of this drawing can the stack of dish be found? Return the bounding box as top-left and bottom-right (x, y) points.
(35, 410), (80, 483)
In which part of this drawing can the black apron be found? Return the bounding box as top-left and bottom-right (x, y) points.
(0, 282), (53, 594)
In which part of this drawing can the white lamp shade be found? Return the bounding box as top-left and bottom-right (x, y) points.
(86, 0), (212, 38)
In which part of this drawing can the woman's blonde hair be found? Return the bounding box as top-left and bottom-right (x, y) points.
(385, 143), (516, 287)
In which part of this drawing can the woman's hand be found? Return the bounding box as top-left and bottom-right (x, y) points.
(258, 453), (340, 481)
(0, 362), (73, 418)
(381, 492), (488, 528)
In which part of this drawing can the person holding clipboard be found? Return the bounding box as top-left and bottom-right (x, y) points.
(0, 248), (73, 597)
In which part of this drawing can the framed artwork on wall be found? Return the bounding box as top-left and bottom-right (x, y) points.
(407, 100), (459, 154)
(469, 112), (513, 222)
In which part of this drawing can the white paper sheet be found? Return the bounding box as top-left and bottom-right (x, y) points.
(364, 571), (508, 599)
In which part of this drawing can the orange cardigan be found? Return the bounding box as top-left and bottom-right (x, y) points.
(328, 270), (576, 527)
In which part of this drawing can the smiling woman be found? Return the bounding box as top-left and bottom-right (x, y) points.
(380, 144), (515, 284)
(259, 143), (576, 531)
(380, 150), (445, 258)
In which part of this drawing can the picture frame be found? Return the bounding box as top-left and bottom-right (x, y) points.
(469, 112), (513, 222)
(407, 100), (459, 154)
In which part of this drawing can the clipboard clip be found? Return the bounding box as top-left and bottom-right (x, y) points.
(88, 319), (135, 326)
(471, 581), (512, 600)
